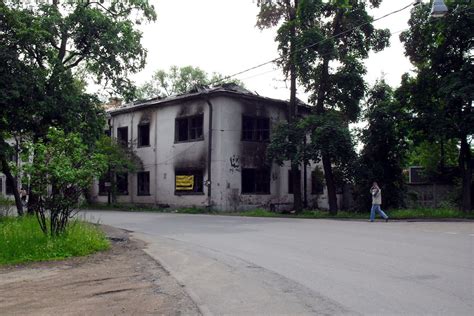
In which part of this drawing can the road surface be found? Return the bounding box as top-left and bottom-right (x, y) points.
(84, 211), (473, 315)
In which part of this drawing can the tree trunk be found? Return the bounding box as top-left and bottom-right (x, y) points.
(288, 1), (302, 213)
(322, 154), (338, 215)
(0, 156), (23, 216)
(313, 10), (344, 215)
(459, 135), (472, 213)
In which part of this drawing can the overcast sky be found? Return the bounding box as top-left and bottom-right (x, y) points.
(129, 0), (417, 102)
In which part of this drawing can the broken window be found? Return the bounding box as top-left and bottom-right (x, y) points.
(242, 116), (270, 142)
(241, 168), (270, 194)
(116, 172), (128, 195)
(5, 177), (14, 195)
(175, 170), (203, 194)
(138, 123), (150, 147)
(117, 127), (128, 147)
(137, 171), (150, 196)
(175, 114), (204, 142)
(288, 169), (302, 194)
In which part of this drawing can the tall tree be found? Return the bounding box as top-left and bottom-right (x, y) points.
(354, 80), (407, 211)
(0, 0), (156, 214)
(256, 0), (303, 212)
(292, 0), (391, 214)
(398, 2), (473, 212)
(136, 65), (244, 99)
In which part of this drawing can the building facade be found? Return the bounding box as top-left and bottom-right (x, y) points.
(91, 85), (339, 211)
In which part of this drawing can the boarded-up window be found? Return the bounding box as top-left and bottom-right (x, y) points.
(175, 115), (204, 142)
(175, 170), (203, 194)
(137, 172), (150, 196)
(138, 123), (150, 147)
(242, 168), (270, 194)
(116, 173), (128, 195)
(242, 116), (270, 142)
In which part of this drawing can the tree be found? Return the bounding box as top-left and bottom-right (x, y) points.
(21, 128), (108, 236)
(95, 135), (141, 204)
(354, 80), (407, 211)
(136, 65), (244, 99)
(406, 139), (459, 182)
(256, 0), (303, 212)
(398, 2), (473, 212)
(0, 0), (156, 214)
(284, 0), (390, 214)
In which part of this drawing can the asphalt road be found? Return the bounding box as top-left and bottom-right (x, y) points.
(84, 211), (473, 315)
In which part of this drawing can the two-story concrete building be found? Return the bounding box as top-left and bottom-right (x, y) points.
(91, 84), (338, 211)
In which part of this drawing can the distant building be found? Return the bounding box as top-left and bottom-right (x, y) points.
(91, 84), (340, 211)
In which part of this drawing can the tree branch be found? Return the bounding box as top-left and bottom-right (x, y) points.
(65, 55), (86, 70)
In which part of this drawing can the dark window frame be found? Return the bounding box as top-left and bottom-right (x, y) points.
(175, 114), (204, 143)
(116, 172), (129, 195)
(174, 169), (204, 195)
(98, 174), (110, 196)
(5, 177), (14, 195)
(288, 169), (302, 194)
(242, 116), (270, 142)
(241, 168), (271, 195)
(137, 123), (150, 147)
(117, 126), (129, 147)
(137, 171), (151, 196)
(311, 170), (324, 195)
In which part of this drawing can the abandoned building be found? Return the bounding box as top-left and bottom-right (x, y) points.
(89, 84), (340, 211)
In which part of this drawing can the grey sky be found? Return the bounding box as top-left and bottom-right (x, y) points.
(129, 0), (416, 102)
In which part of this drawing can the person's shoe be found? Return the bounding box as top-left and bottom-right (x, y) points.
(385, 217), (389, 222)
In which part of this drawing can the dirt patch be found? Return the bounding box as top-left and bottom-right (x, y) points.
(0, 225), (200, 315)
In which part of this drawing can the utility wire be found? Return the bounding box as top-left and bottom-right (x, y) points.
(210, 1), (415, 86)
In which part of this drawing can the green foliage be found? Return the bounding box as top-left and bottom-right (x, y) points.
(0, 0), (155, 212)
(0, 216), (109, 265)
(354, 80), (407, 210)
(96, 135), (140, 174)
(258, 0), (391, 213)
(136, 65), (244, 99)
(21, 128), (108, 235)
(398, 2), (473, 211)
(267, 120), (308, 166)
(407, 140), (459, 181)
(302, 111), (356, 172)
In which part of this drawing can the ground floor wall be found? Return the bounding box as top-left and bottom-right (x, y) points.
(90, 160), (342, 211)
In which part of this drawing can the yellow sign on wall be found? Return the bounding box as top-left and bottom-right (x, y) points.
(176, 175), (194, 191)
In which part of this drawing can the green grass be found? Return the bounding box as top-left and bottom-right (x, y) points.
(82, 202), (473, 220)
(0, 216), (110, 266)
(236, 208), (473, 220)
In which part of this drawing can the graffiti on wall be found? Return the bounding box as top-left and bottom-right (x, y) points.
(229, 155), (240, 173)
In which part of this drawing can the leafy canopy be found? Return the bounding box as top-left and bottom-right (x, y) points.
(136, 65), (244, 99)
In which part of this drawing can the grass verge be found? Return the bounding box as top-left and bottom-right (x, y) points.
(82, 203), (473, 220)
(235, 208), (473, 220)
(0, 216), (110, 266)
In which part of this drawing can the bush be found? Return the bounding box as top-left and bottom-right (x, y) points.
(0, 216), (109, 265)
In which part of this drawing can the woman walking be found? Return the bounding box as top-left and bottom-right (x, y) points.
(370, 182), (389, 222)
